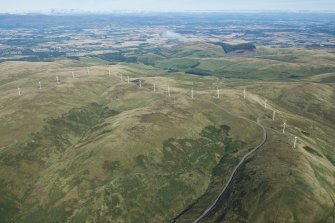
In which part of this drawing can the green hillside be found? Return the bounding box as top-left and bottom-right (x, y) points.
(0, 44), (334, 223)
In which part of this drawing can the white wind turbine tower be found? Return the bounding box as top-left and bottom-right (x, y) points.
(272, 110), (276, 121)
(108, 69), (111, 77)
(282, 121), (287, 134)
(217, 87), (220, 99)
(191, 88), (194, 99)
(243, 88), (246, 99)
(18, 87), (21, 96)
(139, 80), (142, 88)
(293, 136), (298, 148)
(38, 81), (42, 90)
(153, 83), (156, 92)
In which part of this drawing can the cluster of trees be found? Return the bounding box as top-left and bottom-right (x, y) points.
(213, 42), (256, 53)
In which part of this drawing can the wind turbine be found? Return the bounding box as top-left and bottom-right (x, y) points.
(18, 87), (21, 96)
(38, 81), (42, 90)
(153, 83), (156, 92)
(139, 80), (142, 88)
(217, 87), (220, 99)
(293, 136), (298, 149)
(191, 88), (194, 99)
(243, 88), (246, 99)
(282, 121), (287, 134)
(272, 110), (276, 121)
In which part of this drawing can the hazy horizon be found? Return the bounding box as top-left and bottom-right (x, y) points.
(1, 0), (335, 13)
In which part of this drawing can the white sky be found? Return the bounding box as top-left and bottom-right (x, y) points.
(1, 0), (335, 13)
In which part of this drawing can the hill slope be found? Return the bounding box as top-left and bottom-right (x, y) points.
(0, 45), (334, 223)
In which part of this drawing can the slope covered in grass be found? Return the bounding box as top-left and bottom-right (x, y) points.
(0, 43), (334, 223)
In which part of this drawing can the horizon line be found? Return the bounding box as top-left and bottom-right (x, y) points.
(1, 9), (335, 15)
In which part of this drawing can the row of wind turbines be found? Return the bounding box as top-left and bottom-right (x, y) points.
(15, 66), (299, 149)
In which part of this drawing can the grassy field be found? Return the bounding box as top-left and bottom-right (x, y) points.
(0, 43), (334, 223)
(143, 43), (335, 80)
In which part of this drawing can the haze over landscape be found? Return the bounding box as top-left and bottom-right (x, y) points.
(0, 1), (334, 223)
(1, 0), (335, 13)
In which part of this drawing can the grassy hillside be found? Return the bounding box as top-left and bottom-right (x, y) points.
(134, 43), (335, 79)
(0, 44), (334, 223)
(0, 59), (263, 222)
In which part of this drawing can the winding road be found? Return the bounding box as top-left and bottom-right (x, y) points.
(192, 101), (268, 223)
